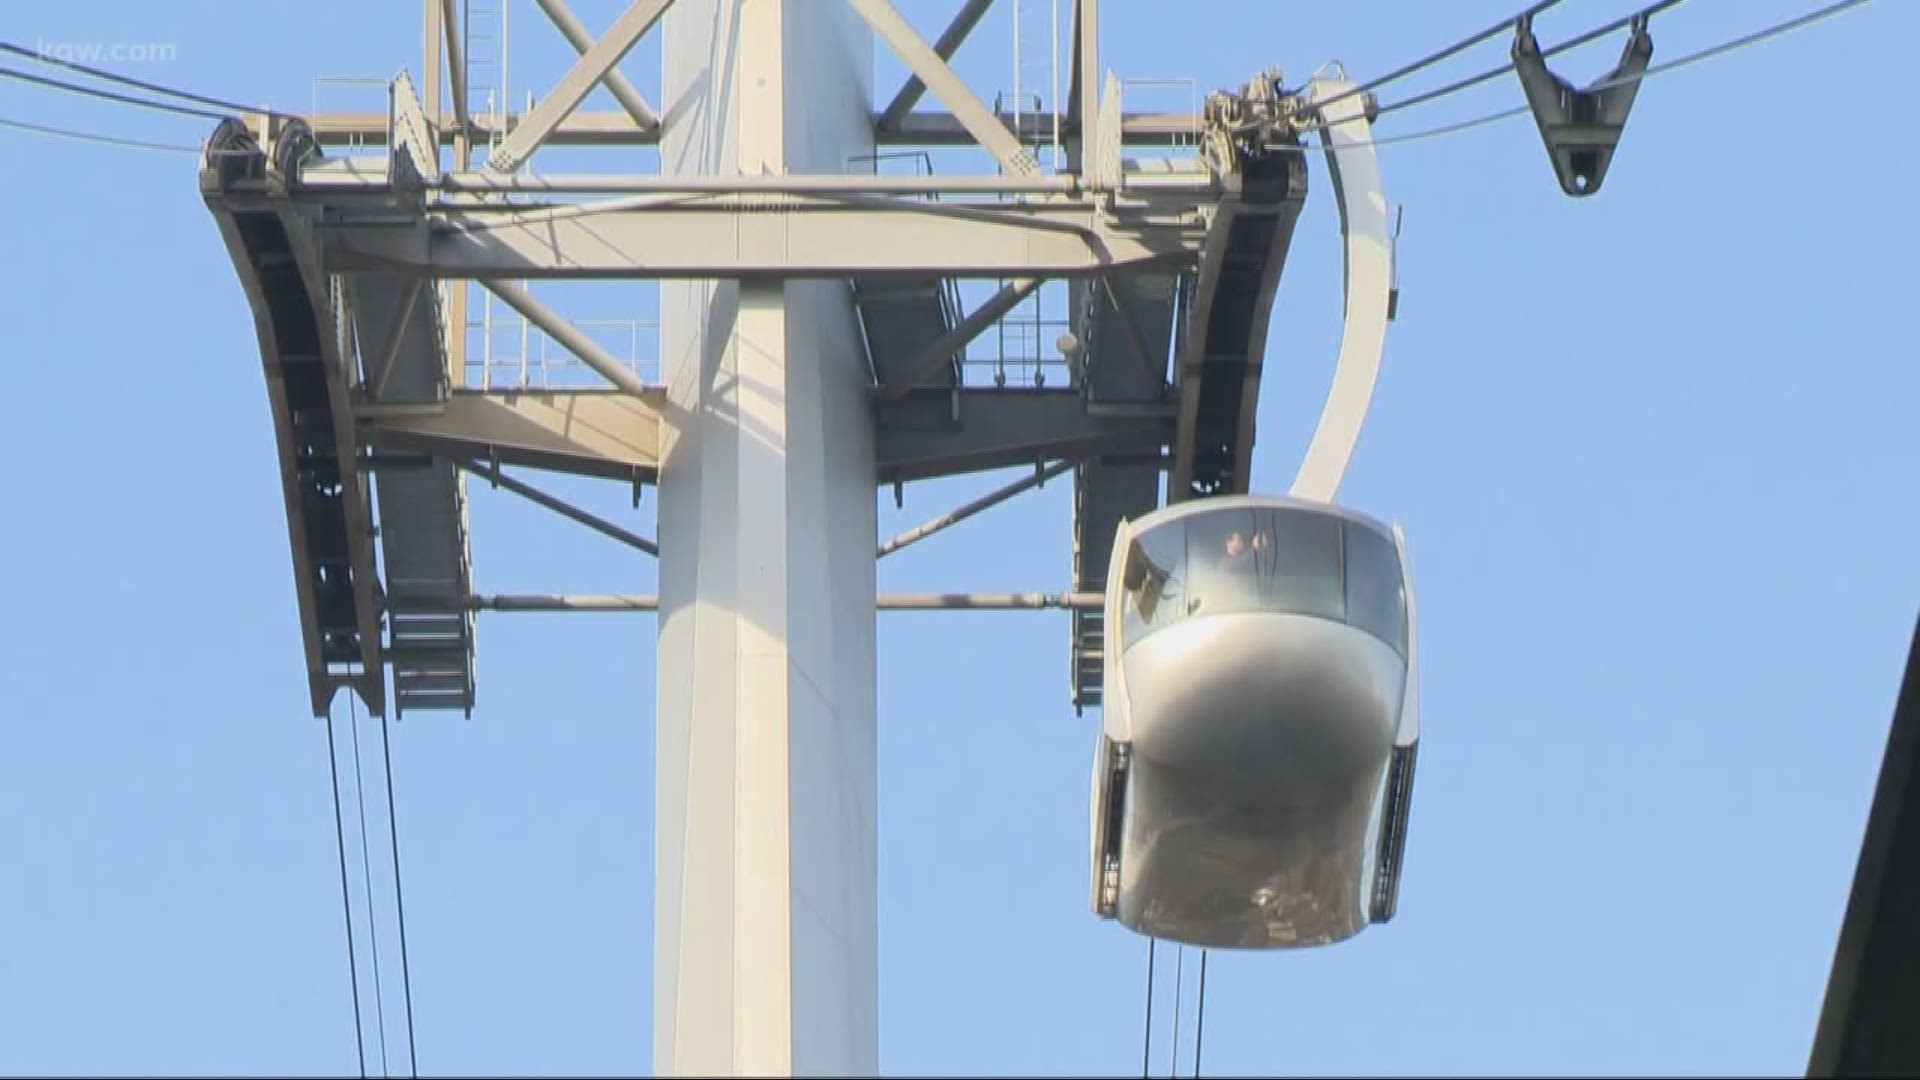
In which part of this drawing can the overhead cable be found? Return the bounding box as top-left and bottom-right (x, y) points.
(1170, 946), (1185, 1077)
(377, 711), (422, 1078)
(1306, 0), (1877, 153)
(1193, 950), (1208, 1078)
(324, 704), (371, 1078)
(347, 697), (393, 1077)
(1374, 0), (1691, 118)
(0, 1), (1878, 174)
(1312, 0), (1571, 115)
(0, 40), (294, 118)
(0, 113), (199, 153)
(0, 63), (234, 122)
(1612, 0), (1874, 84)
(1141, 940), (1156, 1078)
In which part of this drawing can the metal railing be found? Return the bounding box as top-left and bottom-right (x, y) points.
(848, 153), (1074, 390)
(974, 308), (1073, 388)
(1120, 77), (1204, 153)
(311, 77), (391, 157)
(461, 316), (658, 389)
(848, 150), (938, 183)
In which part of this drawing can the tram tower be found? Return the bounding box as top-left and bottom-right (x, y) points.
(198, 0), (1397, 1072)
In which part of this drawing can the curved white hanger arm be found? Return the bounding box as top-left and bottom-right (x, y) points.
(1289, 76), (1395, 504)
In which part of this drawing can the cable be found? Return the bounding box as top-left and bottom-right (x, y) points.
(1170, 947), (1184, 1079)
(1312, 0), (1570, 115)
(347, 695), (392, 1077)
(1594, 0), (1874, 90)
(1312, 104), (1530, 153)
(1192, 950), (1208, 1079)
(0, 63), (234, 122)
(1141, 940), (1156, 1079)
(0, 114), (199, 154)
(1303, 0), (1877, 155)
(323, 705), (371, 1079)
(0, 40), (295, 119)
(378, 710), (422, 1079)
(1375, 0), (1690, 119)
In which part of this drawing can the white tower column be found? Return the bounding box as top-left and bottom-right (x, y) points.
(655, 1), (878, 1075)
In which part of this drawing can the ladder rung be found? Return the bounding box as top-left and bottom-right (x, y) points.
(395, 672), (472, 694)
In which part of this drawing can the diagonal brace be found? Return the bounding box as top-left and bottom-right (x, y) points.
(368, 276), (424, 399)
(879, 277), (1041, 401)
(533, 0), (662, 133)
(461, 458), (659, 556)
(847, 0), (1037, 175)
(487, 0), (673, 173)
(879, 0), (994, 130)
(482, 279), (651, 395)
(879, 459), (1073, 556)
(439, 0), (471, 135)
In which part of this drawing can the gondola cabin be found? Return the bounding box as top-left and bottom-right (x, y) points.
(1090, 495), (1419, 949)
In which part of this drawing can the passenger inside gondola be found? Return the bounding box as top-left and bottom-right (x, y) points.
(1122, 536), (1174, 625)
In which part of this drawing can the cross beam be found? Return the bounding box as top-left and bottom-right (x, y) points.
(533, 0), (662, 133)
(849, 0), (1037, 174)
(878, 0), (994, 129)
(303, 109), (1203, 147)
(486, 0), (674, 173)
(321, 203), (1203, 279)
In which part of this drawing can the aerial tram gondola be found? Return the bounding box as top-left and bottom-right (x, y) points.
(1087, 73), (1418, 950)
(1089, 497), (1418, 948)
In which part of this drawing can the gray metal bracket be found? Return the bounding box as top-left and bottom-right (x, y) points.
(1513, 13), (1652, 197)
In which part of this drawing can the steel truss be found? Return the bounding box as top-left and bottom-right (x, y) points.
(201, 0), (1394, 718)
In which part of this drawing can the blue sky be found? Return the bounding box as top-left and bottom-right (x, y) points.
(1, 1), (1915, 1076)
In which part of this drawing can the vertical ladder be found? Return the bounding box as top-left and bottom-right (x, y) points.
(464, 0), (507, 142)
(464, 0), (515, 390)
(1068, 467), (1108, 710)
(1010, 0), (1058, 167)
(1009, 0), (1061, 386)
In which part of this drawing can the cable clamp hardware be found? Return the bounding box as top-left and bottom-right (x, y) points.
(1514, 12), (1653, 197)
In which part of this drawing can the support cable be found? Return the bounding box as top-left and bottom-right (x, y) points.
(1170, 946), (1185, 1078)
(323, 703), (370, 1079)
(1193, 950), (1208, 1078)
(0, 2), (1876, 171)
(1301, 0), (1877, 153)
(0, 41), (296, 118)
(0, 63), (236, 122)
(1604, 0), (1874, 87)
(1371, 0), (1690, 119)
(347, 695), (392, 1077)
(377, 708), (422, 1078)
(0, 113), (200, 153)
(1311, 0), (1571, 115)
(1141, 940), (1156, 1079)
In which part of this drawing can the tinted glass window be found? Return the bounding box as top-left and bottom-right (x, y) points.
(1121, 521), (1187, 644)
(1342, 521), (1405, 655)
(1119, 506), (1402, 652)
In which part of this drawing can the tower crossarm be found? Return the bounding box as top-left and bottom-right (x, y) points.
(314, 196), (1211, 280)
(202, 51), (1353, 723)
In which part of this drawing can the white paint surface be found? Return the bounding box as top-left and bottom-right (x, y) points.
(656, 1), (877, 1074)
